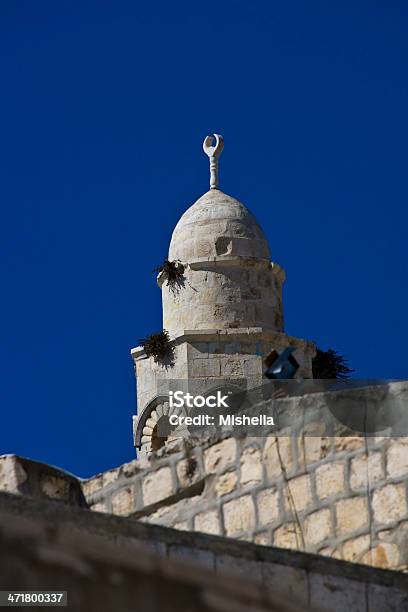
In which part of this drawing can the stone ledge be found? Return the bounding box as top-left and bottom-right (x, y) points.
(187, 255), (272, 270)
(0, 454), (85, 506)
(131, 328), (315, 359)
(0, 491), (407, 592)
(0, 501), (308, 612)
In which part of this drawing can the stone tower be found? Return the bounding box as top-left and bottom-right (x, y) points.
(132, 135), (315, 454)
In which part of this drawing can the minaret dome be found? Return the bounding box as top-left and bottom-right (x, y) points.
(160, 135), (285, 335)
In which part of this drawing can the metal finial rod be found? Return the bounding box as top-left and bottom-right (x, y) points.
(203, 134), (224, 189)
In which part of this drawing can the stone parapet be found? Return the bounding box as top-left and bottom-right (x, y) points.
(2, 383), (408, 576)
(0, 454), (85, 506)
(1, 491), (408, 611)
(88, 381), (408, 572)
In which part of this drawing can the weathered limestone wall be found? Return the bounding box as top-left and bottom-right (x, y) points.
(3, 383), (408, 575)
(1, 491), (407, 612)
(82, 381), (408, 572)
(161, 260), (285, 334)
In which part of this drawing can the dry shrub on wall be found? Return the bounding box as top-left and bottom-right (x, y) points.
(312, 348), (354, 379)
(153, 259), (185, 295)
(139, 330), (174, 364)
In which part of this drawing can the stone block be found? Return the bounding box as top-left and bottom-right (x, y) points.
(256, 487), (280, 527)
(40, 475), (69, 501)
(111, 487), (134, 516)
(207, 341), (226, 354)
(377, 528), (393, 540)
(262, 564), (308, 605)
(284, 474), (312, 512)
(214, 471), (237, 497)
(223, 341), (242, 355)
(204, 438), (237, 474)
(191, 358), (221, 378)
(223, 495), (256, 536)
(372, 484), (407, 525)
(273, 522), (302, 549)
(91, 501), (108, 513)
(298, 423), (331, 465)
(254, 531), (270, 545)
(221, 358), (244, 376)
(114, 535), (165, 556)
(187, 342), (209, 359)
(387, 442), (408, 478)
(361, 542), (400, 569)
(103, 469), (119, 486)
(143, 495), (202, 525)
(0, 456), (27, 493)
(304, 508), (332, 547)
(82, 476), (103, 497)
(240, 446), (263, 486)
(142, 467), (174, 506)
(367, 584), (408, 612)
(350, 452), (383, 490)
(335, 497), (369, 536)
(341, 534), (370, 562)
(121, 459), (143, 477)
(194, 509), (221, 535)
(176, 458), (201, 489)
(242, 358), (262, 377)
(315, 462), (345, 499)
(215, 554), (263, 584)
(318, 546), (341, 559)
(172, 521), (188, 531)
(309, 574), (366, 612)
(168, 545), (214, 569)
(335, 436), (365, 453)
(263, 437), (293, 482)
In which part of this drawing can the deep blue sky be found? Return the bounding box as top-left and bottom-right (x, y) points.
(1, 1), (407, 477)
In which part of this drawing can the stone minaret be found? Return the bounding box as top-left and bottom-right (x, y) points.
(131, 135), (315, 454)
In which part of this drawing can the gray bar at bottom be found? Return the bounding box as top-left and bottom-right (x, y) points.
(0, 592), (67, 607)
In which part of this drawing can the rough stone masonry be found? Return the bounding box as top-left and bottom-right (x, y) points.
(3, 382), (408, 578)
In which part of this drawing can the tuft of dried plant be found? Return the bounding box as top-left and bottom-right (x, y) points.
(153, 259), (185, 294)
(139, 330), (174, 364)
(312, 348), (354, 379)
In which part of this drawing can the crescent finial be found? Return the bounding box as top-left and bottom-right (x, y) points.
(202, 133), (224, 189)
